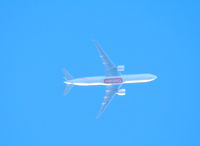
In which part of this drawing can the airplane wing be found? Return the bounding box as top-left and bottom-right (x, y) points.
(94, 41), (122, 118)
(97, 84), (121, 118)
(94, 41), (121, 76)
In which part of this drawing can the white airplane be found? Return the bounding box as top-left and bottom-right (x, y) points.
(64, 42), (157, 118)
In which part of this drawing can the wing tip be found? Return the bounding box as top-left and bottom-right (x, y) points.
(93, 40), (102, 51)
(96, 112), (102, 119)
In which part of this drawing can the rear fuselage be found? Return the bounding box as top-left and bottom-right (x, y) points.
(64, 74), (157, 86)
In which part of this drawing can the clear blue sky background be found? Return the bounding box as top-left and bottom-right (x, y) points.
(0, 0), (200, 146)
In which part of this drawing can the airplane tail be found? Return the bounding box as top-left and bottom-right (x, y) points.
(63, 68), (73, 96)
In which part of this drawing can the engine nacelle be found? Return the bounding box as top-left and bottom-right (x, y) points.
(117, 65), (125, 72)
(116, 89), (126, 96)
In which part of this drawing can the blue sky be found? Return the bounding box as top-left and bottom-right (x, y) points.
(0, 0), (200, 145)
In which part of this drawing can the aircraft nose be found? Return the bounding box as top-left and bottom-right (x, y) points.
(151, 74), (157, 80)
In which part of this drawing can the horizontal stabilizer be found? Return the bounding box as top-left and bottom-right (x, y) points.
(63, 68), (73, 80)
(64, 84), (73, 96)
(63, 68), (73, 95)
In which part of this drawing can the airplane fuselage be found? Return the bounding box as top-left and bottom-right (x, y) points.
(65, 73), (157, 86)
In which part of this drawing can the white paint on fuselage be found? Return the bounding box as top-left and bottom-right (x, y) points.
(64, 74), (157, 86)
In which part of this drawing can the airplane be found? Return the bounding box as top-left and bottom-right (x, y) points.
(63, 41), (157, 118)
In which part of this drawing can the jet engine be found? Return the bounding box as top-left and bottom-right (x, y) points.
(116, 89), (126, 96)
(117, 65), (125, 72)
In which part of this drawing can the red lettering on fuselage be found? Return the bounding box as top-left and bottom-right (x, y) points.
(104, 78), (123, 84)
